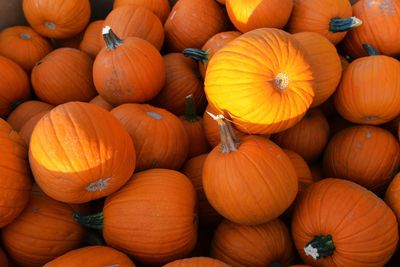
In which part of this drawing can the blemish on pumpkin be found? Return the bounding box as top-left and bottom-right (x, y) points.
(362, 116), (379, 121)
(32, 207), (39, 213)
(274, 72), (289, 90)
(147, 112), (162, 120)
(169, 10), (177, 21)
(44, 21), (57, 30)
(86, 178), (112, 192)
(105, 265), (119, 267)
(366, 130), (372, 139)
(20, 33), (31, 40)
(355, 141), (363, 149)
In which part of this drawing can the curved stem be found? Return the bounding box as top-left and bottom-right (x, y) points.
(183, 48), (209, 64)
(329, 17), (362, 32)
(206, 113), (239, 153)
(362, 43), (380, 56)
(304, 235), (335, 260)
(184, 95), (199, 122)
(73, 212), (104, 230)
(102, 26), (122, 50)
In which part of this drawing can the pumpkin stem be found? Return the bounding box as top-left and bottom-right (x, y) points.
(207, 112), (239, 153)
(102, 26), (122, 50)
(73, 212), (104, 230)
(304, 235), (335, 260)
(329, 17), (362, 32)
(184, 95), (199, 122)
(362, 44), (380, 56)
(183, 48), (209, 64)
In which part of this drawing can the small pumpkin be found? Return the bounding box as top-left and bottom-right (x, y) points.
(385, 173), (400, 222)
(22, 0), (91, 39)
(89, 95), (114, 111)
(79, 20), (104, 58)
(19, 110), (50, 146)
(284, 149), (314, 194)
(163, 257), (229, 267)
(113, 0), (171, 23)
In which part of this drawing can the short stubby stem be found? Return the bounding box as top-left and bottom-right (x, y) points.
(362, 44), (380, 56)
(183, 48), (209, 64)
(73, 212), (104, 230)
(275, 72), (289, 91)
(44, 21), (57, 30)
(330, 17), (362, 32)
(20, 33), (31, 40)
(102, 26), (123, 50)
(304, 235), (335, 260)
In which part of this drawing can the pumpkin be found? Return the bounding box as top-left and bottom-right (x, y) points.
(29, 102), (136, 204)
(226, 0), (293, 33)
(205, 28), (315, 134)
(334, 51), (400, 125)
(43, 246), (136, 267)
(22, 0), (91, 39)
(113, 0), (171, 23)
(342, 0), (400, 58)
(0, 249), (9, 267)
(31, 48), (97, 105)
(74, 169), (197, 265)
(163, 257), (229, 267)
(6, 100), (54, 131)
(79, 20), (104, 58)
(211, 219), (293, 267)
(89, 95), (114, 111)
(164, 0), (227, 52)
(293, 32), (342, 107)
(2, 186), (86, 267)
(0, 25), (52, 72)
(183, 31), (241, 79)
(272, 109), (330, 163)
(111, 103), (188, 171)
(19, 110), (50, 146)
(203, 116), (298, 225)
(288, 0), (361, 45)
(182, 153), (222, 226)
(151, 53), (206, 116)
(323, 125), (400, 192)
(0, 55), (30, 118)
(385, 173), (400, 221)
(292, 178), (398, 266)
(0, 119), (32, 227)
(103, 5), (164, 51)
(93, 27), (165, 105)
(284, 150), (314, 194)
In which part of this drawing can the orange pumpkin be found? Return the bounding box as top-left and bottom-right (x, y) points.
(111, 103), (189, 171)
(113, 0), (171, 23)
(89, 95), (114, 111)
(29, 102), (136, 204)
(164, 0), (227, 52)
(22, 0), (91, 39)
(164, 257), (229, 267)
(284, 150), (313, 194)
(272, 109), (330, 163)
(43, 246), (136, 267)
(0, 119), (32, 227)
(323, 125), (400, 192)
(31, 48), (97, 105)
(211, 219), (294, 266)
(104, 5), (164, 50)
(205, 28), (315, 134)
(226, 0), (293, 33)
(19, 110), (50, 146)
(79, 20), (104, 58)
(292, 178), (398, 266)
(293, 32), (342, 107)
(386, 173), (400, 221)
(93, 27), (165, 105)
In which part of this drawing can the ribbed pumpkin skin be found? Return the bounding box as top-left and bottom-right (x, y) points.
(0, 26), (52, 72)
(6, 100), (54, 131)
(19, 110), (50, 146)
(22, 0), (90, 39)
(293, 32), (342, 107)
(31, 48), (97, 105)
(2, 188), (85, 267)
(0, 249), (9, 267)
(323, 126), (400, 192)
(334, 55), (400, 125)
(113, 0), (171, 23)
(104, 5), (164, 50)
(44, 246), (136, 267)
(79, 20), (104, 58)
(180, 118), (210, 158)
(203, 135), (298, 225)
(284, 150), (313, 194)
(205, 28), (315, 135)
(164, 257), (230, 267)
(386, 173), (400, 222)
(164, 0), (227, 52)
(89, 95), (114, 111)
(226, 0), (293, 33)
(288, 0), (352, 44)
(273, 109), (330, 163)
(342, 0), (400, 58)
(211, 219), (293, 267)
(93, 37), (165, 106)
(0, 119), (32, 227)
(103, 169), (197, 265)
(152, 53), (206, 116)
(0, 56), (30, 118)
(29, 102), (136, 204)
(292, 178), (398, 267)
(112, 104), (188, 171)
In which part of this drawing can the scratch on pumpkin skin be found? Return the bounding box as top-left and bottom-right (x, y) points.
(105, 265), (119, 267)
(366, 130), (372, 139)
(86, 177), (112, 192)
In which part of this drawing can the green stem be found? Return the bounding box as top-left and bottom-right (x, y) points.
(304, 235), (335, 260)
(102, 26), (122, 50)
(329, 17), (362, 32)
(184, 95), (199, 122)
(362, 43), (380, 56)
(73, 212), (104, 230)
(183, 48), (209, 64)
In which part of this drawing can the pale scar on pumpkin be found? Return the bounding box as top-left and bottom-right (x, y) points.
(44, 21), (56, 30)
(86, 177), (112, 192)
(104, 264), (119, 267)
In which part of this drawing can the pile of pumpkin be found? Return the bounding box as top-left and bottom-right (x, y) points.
(0, 0), (400, 266)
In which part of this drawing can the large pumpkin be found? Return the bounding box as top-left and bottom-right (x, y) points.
(111, 103), (188, 171)
(44, 246), (136, 267)
(292, 178), (398, 266)
(31, 48), (97, 105)
(211, 219), (293, 266)
(22, 0), (91, 39)
(79, 20), (104, 59)
(113, 0), (171, 23)
(93, 27), (165, 105)
(0, 119), (32, 227)
(226, 0), (293, 33)
(163, 257), (229, 267)
(205, 28), (315, 134)
(29, 102), (136, 204)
